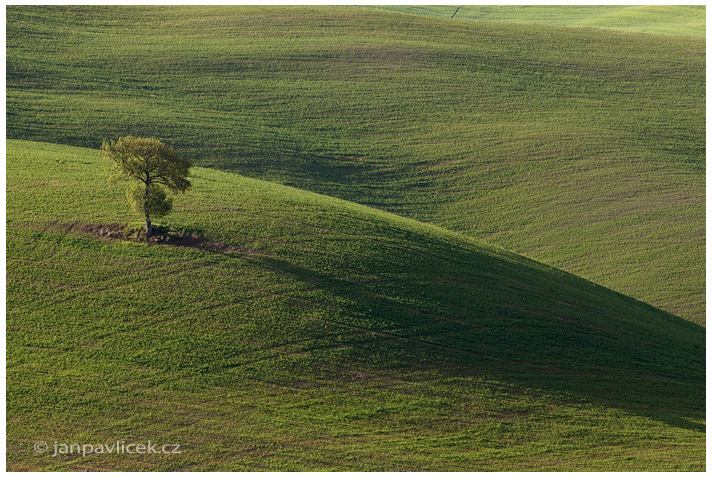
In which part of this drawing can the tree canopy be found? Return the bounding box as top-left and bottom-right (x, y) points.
(101, 136), (192, 237)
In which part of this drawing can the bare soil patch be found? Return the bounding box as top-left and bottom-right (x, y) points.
(48, 222), (255, 254)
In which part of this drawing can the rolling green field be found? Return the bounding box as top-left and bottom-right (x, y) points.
(367, 5), (706, 37)
(6, 6), (707, 471)
(6, 6), (705, 324)
(6, 140), (705, 471)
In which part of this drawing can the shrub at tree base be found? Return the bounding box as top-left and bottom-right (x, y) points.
(126, 183), (172, 222)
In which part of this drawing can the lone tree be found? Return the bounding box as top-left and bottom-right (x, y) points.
(101, 136), (192, 238)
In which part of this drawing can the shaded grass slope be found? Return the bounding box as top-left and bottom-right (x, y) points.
(7, 140), (705, 471)
(6, 6), (705, 324)
(366, 6), (706, 37)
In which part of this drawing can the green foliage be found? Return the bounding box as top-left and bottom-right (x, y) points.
(101, 136), (191, 234)
(101, 136), (191, 193)
(5, 6), (704, 323)
(126, 183), (172, 218)
(6, 140), (705, 471)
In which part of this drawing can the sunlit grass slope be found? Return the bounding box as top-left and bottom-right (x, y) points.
(7, 140), (705, 471)
(367, 6), (705, 37)
(6, 6), (705, 324)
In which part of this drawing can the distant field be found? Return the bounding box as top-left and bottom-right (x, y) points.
(6, 6), (705, 324)
(7, 140), (705, 471)
(367, 5), (706, 37)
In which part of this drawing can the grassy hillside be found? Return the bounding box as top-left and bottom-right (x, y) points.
(367, 6), (706, 37)
(6, 6), (705, 324)
(7, 140), (705, 471)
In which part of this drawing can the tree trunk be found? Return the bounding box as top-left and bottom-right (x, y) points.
(145, 213), (152, 239)
(144, 180), (152, 239)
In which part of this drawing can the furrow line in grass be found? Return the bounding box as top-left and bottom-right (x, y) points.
(311, 316), (495, 360)
(9, 259), (220, 313)
(219, 336), (395, 373)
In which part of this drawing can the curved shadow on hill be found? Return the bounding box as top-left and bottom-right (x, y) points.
(55, 216), (704, 433)
(221, 237), (704, 434)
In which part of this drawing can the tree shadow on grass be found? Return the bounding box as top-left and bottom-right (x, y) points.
(64, 222), (704, 434)
(227, 247), (705, 435)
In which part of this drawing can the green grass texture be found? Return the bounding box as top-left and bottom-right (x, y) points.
(6, 140), (705, 471)
(366, 6), (705, 37)
(6, 6), (705, 324)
